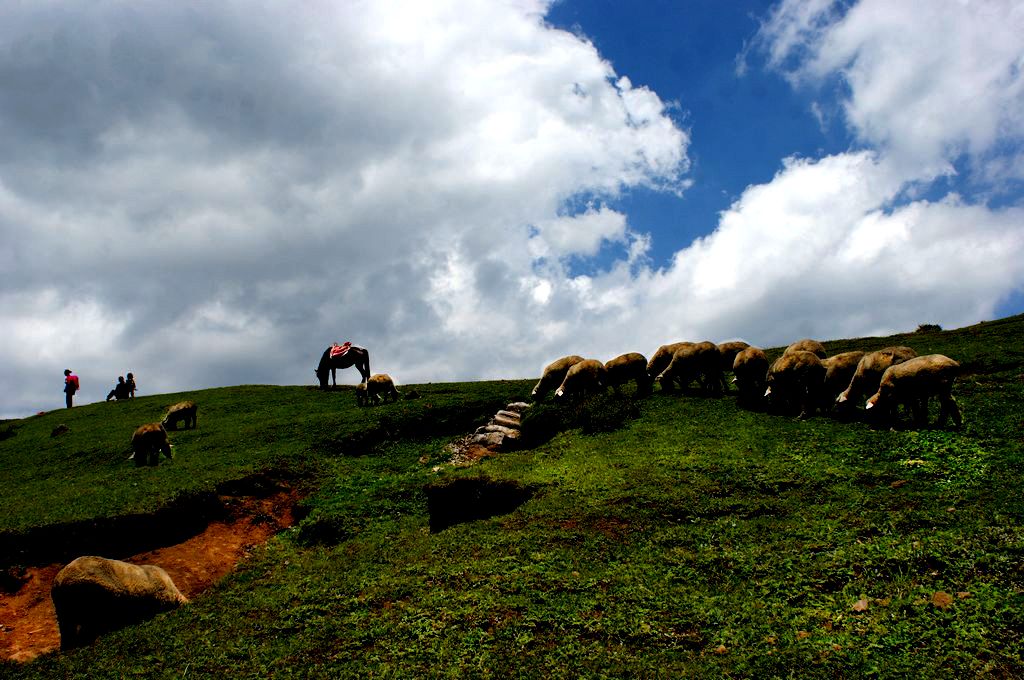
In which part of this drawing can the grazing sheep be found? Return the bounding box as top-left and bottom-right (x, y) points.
(717, 341), (751, 392)
(162, 401), (197, 430)
(532, 355), (585, 401)
(554, 359), (607, 401)
(820, 351), (867, 410)
(765, 350), (826, 419)
(657, 341), (723, 395)
(732, 346), (769, 407)
(130, 423), (172, 467)
(783, 339), (827, 359)
(836, 346), (918, 409)
(604, 352), (651, 395)
(866, 354), (962, 428)
(646, 342), (694, 391)
(356, 373), (401, 406)
(51, 556), (187, 650)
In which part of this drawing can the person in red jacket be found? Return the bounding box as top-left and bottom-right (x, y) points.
(63, 369), (79, 408)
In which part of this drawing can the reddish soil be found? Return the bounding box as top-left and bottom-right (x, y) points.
(0, 488), (298, 663)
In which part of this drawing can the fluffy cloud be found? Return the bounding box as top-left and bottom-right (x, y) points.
(0, 0), (689, 416)
(1, 0), (1022, 419)
(758, 0), (1024, 175)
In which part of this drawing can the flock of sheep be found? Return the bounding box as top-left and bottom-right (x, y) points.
(531, 339), (963, 429)
(128, 400), (198, 466)
(48, 335), (962, 651)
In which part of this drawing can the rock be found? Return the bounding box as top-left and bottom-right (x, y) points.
(472, 432), (506, 449)
(491, 414), (520, 429)
(505, 402), (532, 413)
(495, 410), (522, 422)
(481, 424), (520, 437)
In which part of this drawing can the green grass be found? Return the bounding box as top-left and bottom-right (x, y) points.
(3, 316), (1024, 678)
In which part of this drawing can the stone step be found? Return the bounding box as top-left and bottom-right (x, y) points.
(479, 424), (520, 437)
(495, 409), (521, 422)
(472, 432), (507, 449)
(491, 414), (521, 429)
(505, 402), (532, 413)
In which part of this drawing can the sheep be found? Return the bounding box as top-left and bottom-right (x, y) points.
(765, 350), (826, 419)
(819, 351), (867, 411)
(553, 359), (607, 401)
(130, 423), (172, 467)
(162, 401), (197, 430)
(731, 346), (769, 407)
(604, 352), (651, 395)
(717, 341), (751, 392)
(51, 556), (187, 650)
(836, 346), (917, 409)
(531, 355), (585, 401)
(656, 341), (723, 395)
(783, 339), (827, 359)
(646, 342), (693, 391)
(865, 354), (962, 429)
(356, 373), (400, 406)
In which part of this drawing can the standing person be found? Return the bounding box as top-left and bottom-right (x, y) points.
(63, 369), (79, 408)
(126, 372), (136, 398)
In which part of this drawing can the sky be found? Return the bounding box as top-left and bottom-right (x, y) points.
(1, 0), (1023, 418)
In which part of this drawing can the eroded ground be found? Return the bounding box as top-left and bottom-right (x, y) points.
(0, 488), (298, 662)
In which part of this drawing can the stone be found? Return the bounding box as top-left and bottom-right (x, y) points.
(491, 415), (520, 429)
(481, 424), (520, 438)
(472, 432), (506, 449)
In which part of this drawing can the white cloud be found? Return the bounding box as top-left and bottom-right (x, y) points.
(529, 206), (629, 259)
(758, 0), (1024, 175)
(1, 0), (1023, 419)
(0, 0), (691, 416)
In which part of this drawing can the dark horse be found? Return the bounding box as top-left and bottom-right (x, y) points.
(315, 345), (371, 389)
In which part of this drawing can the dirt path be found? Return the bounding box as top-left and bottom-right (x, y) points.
(0, 489), (298, 663)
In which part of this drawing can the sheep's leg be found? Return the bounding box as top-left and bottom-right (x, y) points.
(916, 396), (930, 427)
(938, 390), (962, 429)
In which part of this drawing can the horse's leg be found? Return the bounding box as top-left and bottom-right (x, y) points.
(331, 367), (337, 387)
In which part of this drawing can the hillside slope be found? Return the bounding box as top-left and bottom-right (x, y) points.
(3, 315), (1023, 678)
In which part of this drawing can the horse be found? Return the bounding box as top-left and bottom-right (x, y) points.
(315, 345), (371, 389)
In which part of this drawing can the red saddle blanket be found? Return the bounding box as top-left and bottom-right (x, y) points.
(329, 342), (353, 358)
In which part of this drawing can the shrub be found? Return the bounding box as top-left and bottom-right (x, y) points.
(518, 403), (571, 448)
(916, 323), (942, 333)
(575, 392), (641, 434)
(519, 393), (641, 446)
(291, 508), (358, 546)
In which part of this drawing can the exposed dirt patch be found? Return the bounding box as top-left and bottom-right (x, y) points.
(0, 488), (298, 663)
(424, 475), (535, 532)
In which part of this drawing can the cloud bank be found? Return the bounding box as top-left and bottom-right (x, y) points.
(1, 0), (1022, 417)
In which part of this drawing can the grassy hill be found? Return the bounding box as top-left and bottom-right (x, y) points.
(2, 315), (1024, 677)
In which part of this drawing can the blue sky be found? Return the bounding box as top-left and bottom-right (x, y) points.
(548, 0), (855, 263)
(547, 0), (1024, 318)
(1, 0), (1022, 417)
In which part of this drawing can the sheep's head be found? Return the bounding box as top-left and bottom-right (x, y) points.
(865, 393), (881, 410)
